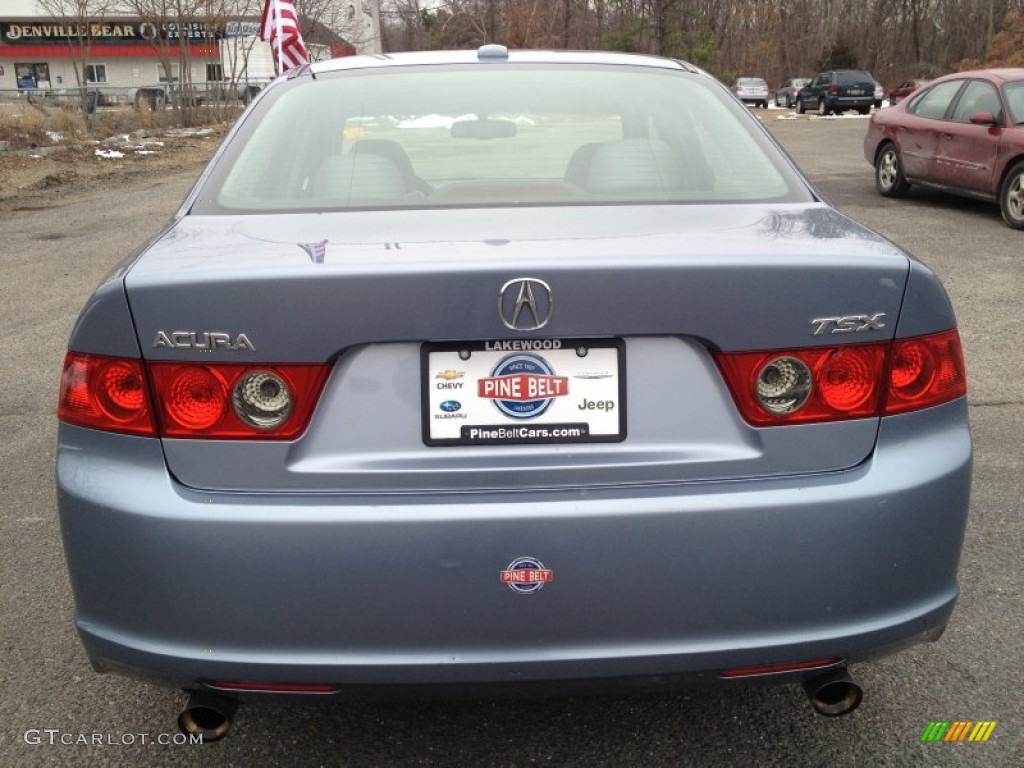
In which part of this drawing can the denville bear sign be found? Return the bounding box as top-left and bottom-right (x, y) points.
(0, 21), (215, 43)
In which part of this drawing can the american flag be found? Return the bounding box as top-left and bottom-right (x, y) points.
(260, 0), (310, 73)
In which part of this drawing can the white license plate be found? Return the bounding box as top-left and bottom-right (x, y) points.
(422, 339), (625, 445)
(848, 89), (863, 96)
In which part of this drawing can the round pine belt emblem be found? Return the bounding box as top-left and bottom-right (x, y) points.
(477, 354), (568, 420)
(500, 557), (554, 594)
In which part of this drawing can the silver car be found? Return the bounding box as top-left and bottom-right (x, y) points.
(57, 47), (972, 741)
(731, 76), (770, 108)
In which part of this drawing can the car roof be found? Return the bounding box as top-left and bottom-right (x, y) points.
(933, 68), (1024, 84)
(306, 47), (701, 77)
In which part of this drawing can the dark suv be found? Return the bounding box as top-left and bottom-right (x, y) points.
(797, 70), (877, 115)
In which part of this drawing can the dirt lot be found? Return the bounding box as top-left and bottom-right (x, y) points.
(0, 126), (225, 214)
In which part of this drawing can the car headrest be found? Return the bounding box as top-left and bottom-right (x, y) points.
(584, 139), (685, 196)
(314, 152), (409, 205)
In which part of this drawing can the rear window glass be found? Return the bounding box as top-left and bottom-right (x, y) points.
(1005, 81), (1024, 124)
(197, 64), (807, 213)
(737, 78), (766, 86)
(836, 72), (871, 85)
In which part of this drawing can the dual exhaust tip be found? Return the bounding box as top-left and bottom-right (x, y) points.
(177, 666), (862, 742)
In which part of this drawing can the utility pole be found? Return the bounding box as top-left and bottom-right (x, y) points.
(353, 0), (383, 54)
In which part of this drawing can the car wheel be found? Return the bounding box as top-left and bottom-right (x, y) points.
(761, 100), (768, 109)
(818, 99), (830, 116)
(1000, 160), (1024, 229)
(875, 143), (911, 198)
(796, 98), (805, 115)
(858, 106), (870, 115)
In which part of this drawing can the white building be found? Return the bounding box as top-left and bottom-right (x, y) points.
(1, 1), (357, 93)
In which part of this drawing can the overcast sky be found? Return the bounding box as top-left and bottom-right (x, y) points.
(3, 0), (44, 15)
(2, 1), (144, 16)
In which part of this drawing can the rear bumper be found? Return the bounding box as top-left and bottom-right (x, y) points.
(57, 400), (971, 695)
(830, 96), (874, 109)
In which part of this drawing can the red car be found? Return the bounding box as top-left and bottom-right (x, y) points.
(864, 69), (1024, 228)
(888, 79), (931, 106)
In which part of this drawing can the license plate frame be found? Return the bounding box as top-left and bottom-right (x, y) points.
(422, 338), (626, 446)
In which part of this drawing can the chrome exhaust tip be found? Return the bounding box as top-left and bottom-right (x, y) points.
(178, 690), (237, 742)
(803, 667), (863, 717)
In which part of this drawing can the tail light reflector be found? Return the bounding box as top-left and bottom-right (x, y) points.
(720, 658), (838, 678)
(210, 681), (339, 693)
(58, 353), (156, 436)
(715, 330), (966, 425)
(829, 84), (839, 96)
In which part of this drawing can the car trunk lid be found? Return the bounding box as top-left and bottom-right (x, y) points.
(124, 203), (909, 493)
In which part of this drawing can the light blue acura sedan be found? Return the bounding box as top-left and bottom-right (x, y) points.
(57, 47), (971, 740)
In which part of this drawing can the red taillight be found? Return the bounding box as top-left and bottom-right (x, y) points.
(58, 355), (329, 439)
(714, 330), (966, 425)
(58, 353), (156, 436)
(148, 362), (328, 439)
(829, 84), (839, 96)
(884, 330), (966, 414)
(164, 366), (228, 430)
(715, 342), (886, 425)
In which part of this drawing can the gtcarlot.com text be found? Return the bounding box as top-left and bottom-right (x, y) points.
(23, 729), (202, 746)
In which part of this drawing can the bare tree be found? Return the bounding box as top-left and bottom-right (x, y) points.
(379, 0), (1024, 89)
(36, 0), (115, 119)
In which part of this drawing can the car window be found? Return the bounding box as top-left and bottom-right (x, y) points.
(908, 80), (964, 120)
(950, 80), (1002, 123)
(1004, 81), (1024, 124)
(204, 65), (807, 212)
(836, 72), (869, 85)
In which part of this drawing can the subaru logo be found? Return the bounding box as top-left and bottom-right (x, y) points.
(498, 278), (552, 331)
(439, 400), (462, 413)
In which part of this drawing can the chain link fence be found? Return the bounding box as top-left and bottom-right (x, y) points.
(0, 83), (266, 130)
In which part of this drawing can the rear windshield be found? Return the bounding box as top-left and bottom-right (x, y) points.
(836, 71), (872, 85)
(737, 78), (766, 86)
(195, 64), (809, 213)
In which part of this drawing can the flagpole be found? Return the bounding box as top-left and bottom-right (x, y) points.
(273, 0), (283, 77)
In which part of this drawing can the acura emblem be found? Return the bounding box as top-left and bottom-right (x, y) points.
(498, 278), (552, 331)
